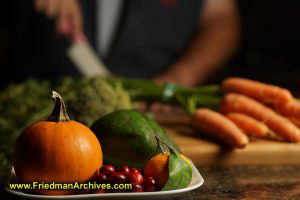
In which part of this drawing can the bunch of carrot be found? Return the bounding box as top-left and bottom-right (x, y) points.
(193, 77), (300, 148)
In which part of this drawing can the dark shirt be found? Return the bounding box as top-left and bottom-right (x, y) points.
(0, 0), (203, 87)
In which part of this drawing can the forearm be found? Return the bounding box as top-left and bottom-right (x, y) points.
(174, 14), (240, 85)
(154, 0), (240, 87)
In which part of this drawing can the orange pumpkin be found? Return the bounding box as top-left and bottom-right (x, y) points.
(13, 91), (102, 195)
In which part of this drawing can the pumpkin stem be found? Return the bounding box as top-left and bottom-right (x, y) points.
(48, 91), (70, 122)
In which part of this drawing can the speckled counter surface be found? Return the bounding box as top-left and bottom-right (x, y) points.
(1, 165), (300, 200)
(175, 165), (300, 200)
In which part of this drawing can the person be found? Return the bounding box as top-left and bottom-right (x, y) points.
(2, 0), (239, 87)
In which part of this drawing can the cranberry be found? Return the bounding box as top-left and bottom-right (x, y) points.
(143, 177), (156, 192)
(117, 165), (130, 176)
(91, 172), (108, 183)
(131, 183), (143, 192)
(129, 168), (139, 174)
(111, 172), (127, 184)
(100, 165), (115, 177)
(128, 172), (144, 185)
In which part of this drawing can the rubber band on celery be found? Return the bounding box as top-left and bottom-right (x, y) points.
(161, 82), (181, 103)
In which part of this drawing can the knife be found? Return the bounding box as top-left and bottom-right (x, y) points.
(67, 41), (111, 77)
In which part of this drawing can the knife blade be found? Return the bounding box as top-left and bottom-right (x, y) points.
(67, 41), (111, 77)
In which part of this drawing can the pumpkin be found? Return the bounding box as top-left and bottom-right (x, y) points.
(13, 91), (102, 195)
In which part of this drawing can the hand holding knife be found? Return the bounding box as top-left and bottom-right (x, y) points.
(33, 0), (111, 77)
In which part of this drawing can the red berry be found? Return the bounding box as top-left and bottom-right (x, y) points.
(95, 189), (106, 194)
(129, 172), (144, 185)
(117, 165), (130, 176)
(131, 183), (143, 192)
(129, 168), (139, 173)
(143, 177), (156, 192)
(91, 172), (108, 183)
(111, 172), (127, 184)
(100, 165), (115, 177)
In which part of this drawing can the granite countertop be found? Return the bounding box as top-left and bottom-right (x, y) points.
(175, 165), (300, 200)
(1, 165), (300, 200)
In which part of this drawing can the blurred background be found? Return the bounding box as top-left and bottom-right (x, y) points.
(0, 0), (300, 89)
(216, 0), (300, 88)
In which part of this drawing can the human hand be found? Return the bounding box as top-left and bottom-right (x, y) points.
(153, 64), (201, 87)
(34, 0), (85, 42)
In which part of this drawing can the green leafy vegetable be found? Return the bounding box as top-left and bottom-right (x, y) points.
(161, 147), (192, 191)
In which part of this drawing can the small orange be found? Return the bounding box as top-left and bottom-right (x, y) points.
(143, 152), (191, 190)
(143, 153), (169, 190)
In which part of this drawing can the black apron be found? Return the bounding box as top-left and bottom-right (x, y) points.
(104, 0), (203, 78)
(2, 0), (203, 86)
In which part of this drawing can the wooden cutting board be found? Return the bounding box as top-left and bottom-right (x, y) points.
(165, 126), (300, 166)
(150, 110), (300, 166)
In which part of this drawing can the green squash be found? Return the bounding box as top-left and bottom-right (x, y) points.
(91, 110), (181, 168)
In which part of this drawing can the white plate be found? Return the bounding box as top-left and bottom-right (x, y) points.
(6, 160), (203, 200)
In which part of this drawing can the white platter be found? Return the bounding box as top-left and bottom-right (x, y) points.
(6, 160), (203, 200)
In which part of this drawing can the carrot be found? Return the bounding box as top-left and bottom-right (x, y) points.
(222, 77), (293, 105)
(288, 117), (300, 128)
(225, 113), (275, 139)
(275, 99), (300, 118)
(193, 108), (249, 148)
(220, 93), (300, 142)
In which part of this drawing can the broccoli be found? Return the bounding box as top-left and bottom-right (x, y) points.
(0, 79), (51, 172)
(64, 77), (132, 127)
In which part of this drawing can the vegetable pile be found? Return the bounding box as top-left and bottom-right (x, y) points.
(10, 91), (192, 194)
(114, 76), (300, 148)
(5, 75), (300, 196)
(0, 76), (217, 171)
(193, 77), (300, 148)
(2, 76), (300, 173)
